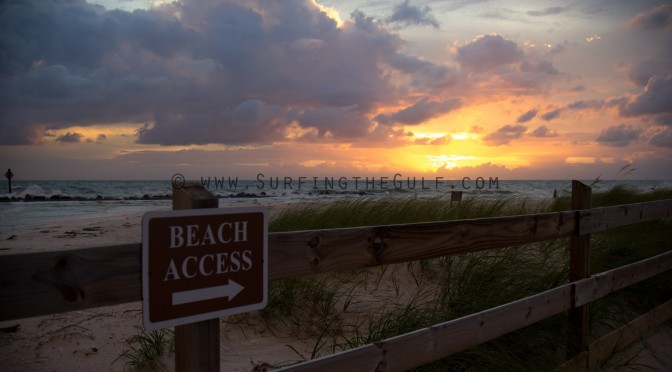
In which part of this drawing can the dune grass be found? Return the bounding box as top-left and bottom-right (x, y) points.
(114, 326), (174, 371)
(258, 187), (671, 370)
(115, 185), (671, 370)
(270, 195), (549, 232)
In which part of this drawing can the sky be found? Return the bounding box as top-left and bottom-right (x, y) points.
(1, 0), (671, 180)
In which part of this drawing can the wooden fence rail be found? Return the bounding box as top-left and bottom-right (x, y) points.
(274, 250), (672, 371)
(2, 199), (670, 321)
(0, 194), (671, 370)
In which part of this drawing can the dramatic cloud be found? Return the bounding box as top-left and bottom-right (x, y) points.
(1, 0), (457, 146)
(1, 1), (670, 181)
(530, 125), (558, 138)
(375, 97), (462, 126)
(453, 33), (560, 92)
(619, 75), (672, 117)
(595, 124), (642, 147)
(483, 124), (527, 146)
(628, 4), (672, 30)
(456, 34), (524, 73)
(516, 109), (538, 123)
(385, 0), (439, 28)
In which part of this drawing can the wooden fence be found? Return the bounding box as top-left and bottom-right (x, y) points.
(1, 182), (671, 371)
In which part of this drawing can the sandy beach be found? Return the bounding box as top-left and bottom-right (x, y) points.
(0, 202), (312, 371)
(1, 203), (671, 371)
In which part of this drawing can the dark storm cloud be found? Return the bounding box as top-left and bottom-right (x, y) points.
(1, 0), (460, 146)
(385, 0), (439, 28)
(482, 124), (527, 146)
(595, 124), (642, 147)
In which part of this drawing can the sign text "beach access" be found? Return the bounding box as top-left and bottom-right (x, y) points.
(142, 207), (268, 330)
(164, 221), (252, 282)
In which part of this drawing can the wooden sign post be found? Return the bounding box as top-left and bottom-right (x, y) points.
(173, 182), (220, 372)
(141, 181), (268, 371)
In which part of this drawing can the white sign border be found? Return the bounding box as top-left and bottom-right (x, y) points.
(141, 206), (268, 330)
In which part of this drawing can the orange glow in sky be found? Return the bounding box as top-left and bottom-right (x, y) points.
(1, 1), (671, 180)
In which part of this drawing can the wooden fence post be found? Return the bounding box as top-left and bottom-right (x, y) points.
(569, 180), (591, 356)
(173, 182), (220, 372)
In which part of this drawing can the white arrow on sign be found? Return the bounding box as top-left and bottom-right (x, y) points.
(172, 280), (244, 305)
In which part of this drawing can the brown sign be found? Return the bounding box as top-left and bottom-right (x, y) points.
(142, 206), (268, 329)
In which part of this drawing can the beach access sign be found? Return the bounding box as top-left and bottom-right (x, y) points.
(141, 206), (268, 330)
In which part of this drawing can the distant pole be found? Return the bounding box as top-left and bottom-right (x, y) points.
(4, 169), (13, 194)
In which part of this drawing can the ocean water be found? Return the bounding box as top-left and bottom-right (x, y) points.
(1, 178), (669, 235)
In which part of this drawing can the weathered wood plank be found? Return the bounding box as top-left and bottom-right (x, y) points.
(579, 199), (672, 235)
(574, 250), (672, 307)
(268, 211), (577, 279)
(277, 285), (573, 372)
(0, 211), (574, 321)
(0, 243), (141, 321)
(1, 199), (668, 322)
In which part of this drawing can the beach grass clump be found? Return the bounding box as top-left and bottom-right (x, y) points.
(340, 289), (439, 349)
(255, 274), (358, 359)
(436, 244), (568, 320)
(114, 326), (174, 371)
